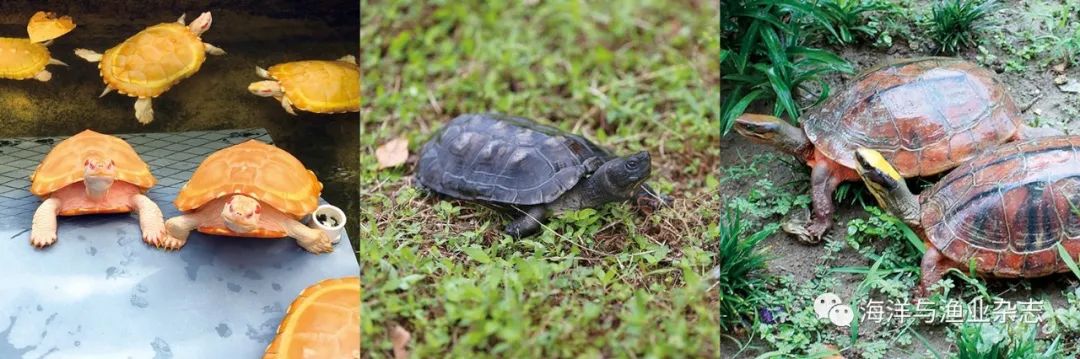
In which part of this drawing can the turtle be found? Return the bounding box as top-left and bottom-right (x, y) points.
(415, 113), (662, 238)
(263, 276), (360, 359)
(73, 12), (225, 124)
(0, 11), (75, 81)
(162, 140), (332, 253)
(29, 129), (164, 248)
(854, 136), (1080, 297)
(247, 55), (361, 115)
(733, 57), (1058, 244)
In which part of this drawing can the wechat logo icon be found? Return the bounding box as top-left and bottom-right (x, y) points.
(813, 292), (853, 327)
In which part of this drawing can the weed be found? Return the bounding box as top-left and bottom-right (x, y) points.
(926, 0), (999, 54)
(952, 323), (1060, 358)
(719, 209), (777, 332)
(815, 0), (897, 45)
(720, 0), (854, 136)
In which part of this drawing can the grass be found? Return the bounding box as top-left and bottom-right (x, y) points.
(951, 323), (1060, 359)
(361, 0), (717, 356)
(720, 0), (855, 136)
(926, 0), (998, 54)
(719, 209), (777, 332)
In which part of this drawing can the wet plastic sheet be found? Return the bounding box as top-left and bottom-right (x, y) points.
(0, 129), (358, 358)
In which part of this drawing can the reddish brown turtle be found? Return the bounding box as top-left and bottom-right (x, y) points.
(854, 136), (1080, 297)
(734, 57), (1056, 243)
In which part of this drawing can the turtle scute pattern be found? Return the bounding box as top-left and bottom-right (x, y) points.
(417, 114), (607, 205)
(0, 38), (49, 79)
(263, 277), (359, 359)
(174, 140), (322, 218)
(30, 130), (155, 197)
(269, 60), (360, 113)
(803, 58), (1021, 177)
(100, 23), (205, 98)
(921, 136), (1080, 277)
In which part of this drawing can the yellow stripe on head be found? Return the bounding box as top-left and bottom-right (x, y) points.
(855, 148), (902, 182)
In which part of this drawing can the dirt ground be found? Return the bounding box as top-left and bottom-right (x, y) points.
(721, 2), (1080, 356)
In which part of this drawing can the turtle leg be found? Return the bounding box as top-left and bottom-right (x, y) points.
(32, 70), (52, 82)
(163, 213), (199, 250)
(177, 13), (186, 25)
(284, 218), (333, 253)
(48, 58), (67, 67)
(786, 162), (840, 244)
(30, 197), (62, 248)
(131, 194), (166, 249)
(135, 97), (154, 124)
(916, 245), (962, 297)
(255, 66), (271, 79)
(505, 206), (547, 238)
(633, 183), (671, 214)
(73, 49), (102, 63)
(280, 95), (297, 116)
(203, 43), (226, 56)
(337, 54), (357, 64)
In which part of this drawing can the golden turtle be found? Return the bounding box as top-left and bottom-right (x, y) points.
(29, 130), (164, 248)
(263, 276), (360, 359)
(163, 140), (331, 253)
(248, 55), (360, 115)
(74, 12), (225, 124)
(0, 11), (75, 81)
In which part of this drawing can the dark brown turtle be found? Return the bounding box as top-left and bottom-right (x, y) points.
(854, 136), (1080, 297)
(733, 57), (1057, 244)
(416, 113), (662, 238)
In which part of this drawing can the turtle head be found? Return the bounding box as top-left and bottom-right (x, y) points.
(83, 158), (115, 198)
(248, 80), (282, 98)
(594, 151), (651, 200)
(733, 114), (812, 158)
(853, 148), (921, 227)
(222, 195), (262, 233)
(188, 12), (213, 37)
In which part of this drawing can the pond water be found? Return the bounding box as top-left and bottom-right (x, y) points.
(0, 2), (360, 247)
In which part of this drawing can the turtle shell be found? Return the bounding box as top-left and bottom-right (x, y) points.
(268, 60), (360, 113)
(804, 57), (1021, 177)
(30, 129), (155, 197)
(263, 276), (359, 359)
(174, 140), (322, 219)
(0, 38), (49, 80)
(98, 22), (205, 98)
(921, 136), (1080, 277)
(416, 113), (611, 205)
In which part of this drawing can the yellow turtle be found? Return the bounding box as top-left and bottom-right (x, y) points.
(0, 11), (75, 81)
(74, 12), (225, 124)
(248, 55), (360, 115)
(263, 277), (360, 359)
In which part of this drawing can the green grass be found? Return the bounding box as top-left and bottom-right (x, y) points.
(926, 0), (998, 54)
(360, 0), (717, 356)
(951, 323), (1060, 359)
(720, 0), (855, 136)
(719, 209), (777, 332)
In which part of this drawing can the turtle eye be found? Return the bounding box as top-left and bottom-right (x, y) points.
(625, 160), (638, 170)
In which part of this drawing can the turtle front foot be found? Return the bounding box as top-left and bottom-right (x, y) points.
(297, 232), (334, 254)
(30, 230), (57, 248)
(142, 228), (167, 249)
(157, 234), (186, 250)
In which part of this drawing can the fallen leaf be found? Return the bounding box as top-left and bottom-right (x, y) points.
(1053, 63), (1067, 73)
(376, 137), (409, 169)
(390, 324), (412, 359)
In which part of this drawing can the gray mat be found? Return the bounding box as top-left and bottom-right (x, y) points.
(0, 129), (358, 358)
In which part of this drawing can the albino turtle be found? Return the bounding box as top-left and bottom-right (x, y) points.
(0, 11), (75, 81)
(248, 55), (360, 115)
(29, 130), (164, 248)
(263, 276), (360, 359)
(74, 12), (225, 124)
(162, 140), (332, 253)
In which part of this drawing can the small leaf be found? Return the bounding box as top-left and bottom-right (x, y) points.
(376, 136), (409, 169)
(463, 245), (491, 264)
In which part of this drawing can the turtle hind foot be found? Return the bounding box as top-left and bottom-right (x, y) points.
(505, 207), (546, 238)
(780, 207), (824, 244)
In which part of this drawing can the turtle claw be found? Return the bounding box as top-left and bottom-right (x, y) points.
(30, 231), (57, 248)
